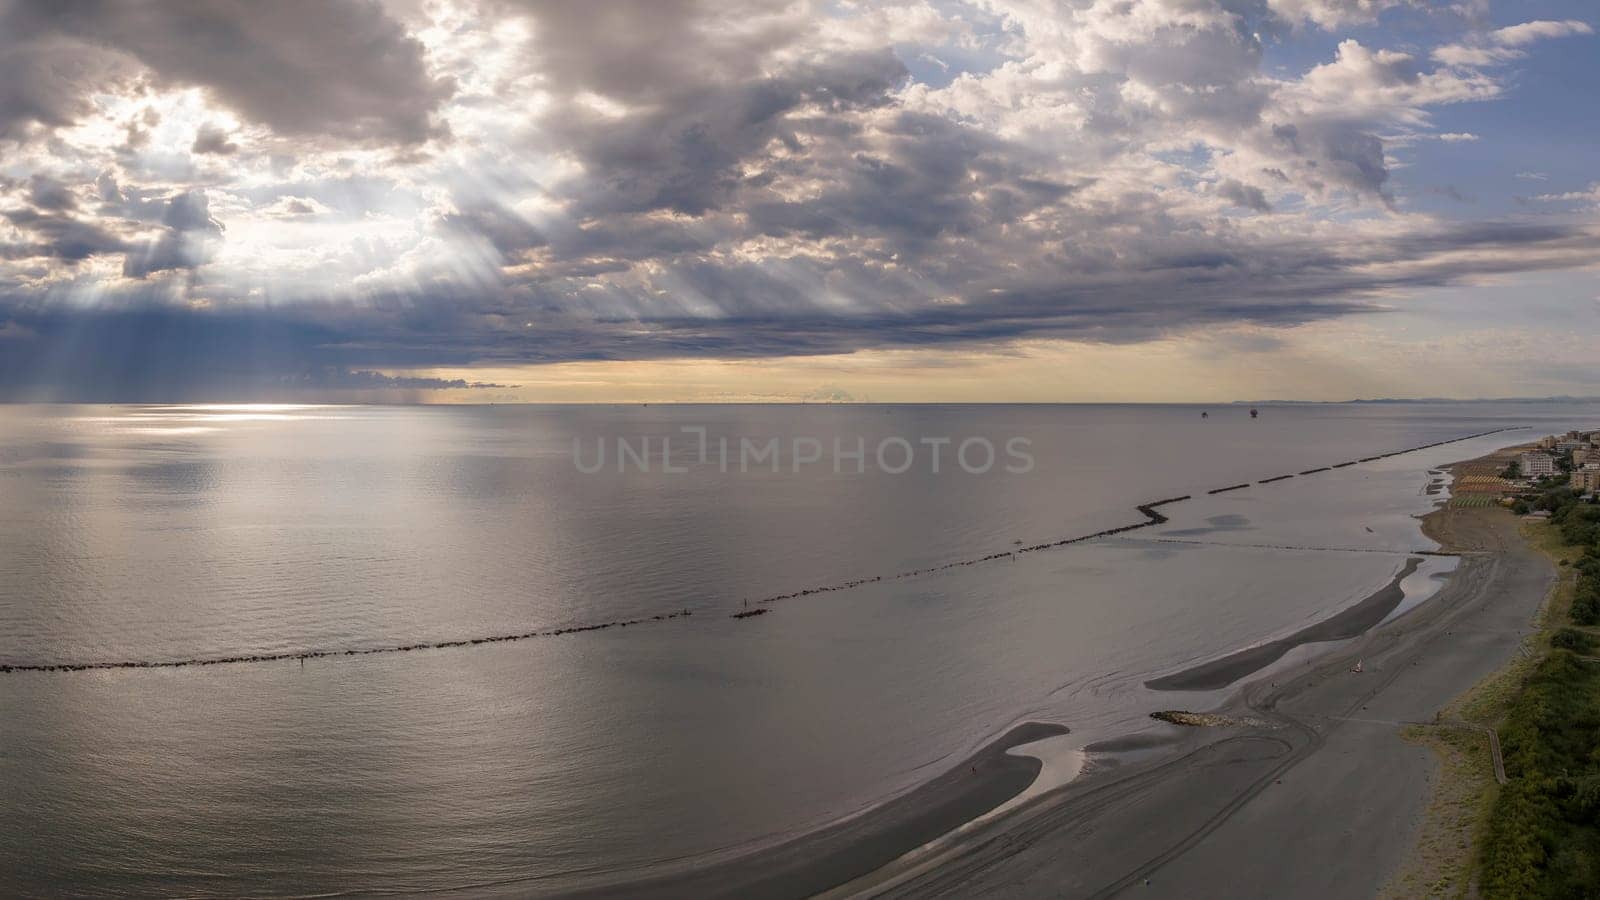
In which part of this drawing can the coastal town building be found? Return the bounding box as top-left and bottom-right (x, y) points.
(1572, 468), (1600, 494)
(1521, 451), (1557, 478)
(1557, 440), (1586, 452)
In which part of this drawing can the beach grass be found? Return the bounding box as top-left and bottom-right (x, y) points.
(1474, 503), (1600, 899)
(1384, 724), (1502, 900)
(1383, 515), (1575, 899)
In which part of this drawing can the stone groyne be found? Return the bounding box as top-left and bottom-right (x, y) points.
(0, 427), (1520, 675)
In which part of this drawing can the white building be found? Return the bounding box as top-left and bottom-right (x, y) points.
(1521, 451), (1557, 478)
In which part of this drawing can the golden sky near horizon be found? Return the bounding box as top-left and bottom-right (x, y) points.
(402, 307), (1600, 403)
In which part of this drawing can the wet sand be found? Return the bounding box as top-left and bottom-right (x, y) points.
(1144, 556), (1423, 691)
(566, 722), (1067, 900)
(845, 474), (1553, 899)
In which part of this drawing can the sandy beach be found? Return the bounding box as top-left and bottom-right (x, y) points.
(590, 450), (1554, 900)
(1144, 556), (1424, 692)
(567, 723), (1068, 899)
(837, 471), (1552, 899)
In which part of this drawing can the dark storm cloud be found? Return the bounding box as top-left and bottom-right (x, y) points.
(440, 201), (548, 259)
(0, 307), (501, 401)
(506, 0), (795, 102)
(8, 217), (1585, 401)
(26, 175), (79, 211)
(0, 0), (452, 144)
(1310, 125), (1392, 201)
(505, 0), (906, 217)
(190, 123), (238, 155)
(1265, 120), (1393, 200)
(547, 50), (908, 217)
(0, 207), (127, 261)
(520, 220), (1598, 357)
(0, 30), (131, 140)
(748, 112), (1084, 248)
(122, 191), (223, 278)
(1216, 179), (1273, 212)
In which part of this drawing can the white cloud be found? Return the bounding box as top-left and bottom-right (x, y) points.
(1431, 44), (1517, 67)
(1434, 18), (1593, 68)
(1491, 19), (1593, 47)
(1266, 0), (1412, 29)
(1535, 183), (1600, 206)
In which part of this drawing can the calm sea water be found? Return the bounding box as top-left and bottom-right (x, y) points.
(3, 402), (1597, 896)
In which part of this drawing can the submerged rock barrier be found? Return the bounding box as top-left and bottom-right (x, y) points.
(0, 609), (697, 674)
(742, 494), (1194, 613)
(0, 427), (1522, 676)
(1283, 428), (1517, 480)
(1208, 483), (1251, 495)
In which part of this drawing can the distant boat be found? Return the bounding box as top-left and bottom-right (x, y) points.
(1250, 408), (1259, 419)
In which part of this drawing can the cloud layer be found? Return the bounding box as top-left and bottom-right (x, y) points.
(0, 0), (1596, 398)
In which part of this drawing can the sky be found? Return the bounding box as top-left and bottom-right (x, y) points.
(0, 0), (1596, 403)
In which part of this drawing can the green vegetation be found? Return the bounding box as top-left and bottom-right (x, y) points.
(1551, 628), (1594, 654)
(1555, 502), (1600, 627)
(1480, 487), (1600, 899)
(1480, 652), (1600, 898)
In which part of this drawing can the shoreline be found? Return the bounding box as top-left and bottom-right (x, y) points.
(562, 437), (1534, 900)
(1383, 478), (1580, 896)
(843, 449), (1554, 899)
(561, 722), (1068, 900)
(1144, 556), (1424, 691)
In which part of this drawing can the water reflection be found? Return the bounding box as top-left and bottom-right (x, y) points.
(4, 402), (1600, 895)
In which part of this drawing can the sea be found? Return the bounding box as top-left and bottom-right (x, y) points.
(2, 401), (1597, 896)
